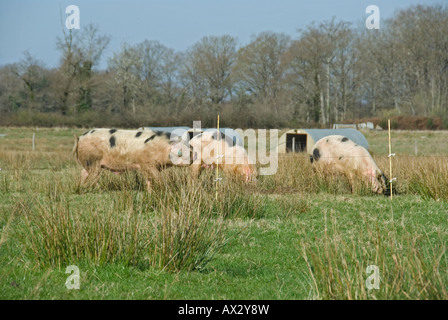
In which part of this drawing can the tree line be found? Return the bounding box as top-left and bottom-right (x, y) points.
(1, 4), (447, 129)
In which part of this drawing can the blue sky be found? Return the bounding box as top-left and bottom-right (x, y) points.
(0, 0), (444, 70)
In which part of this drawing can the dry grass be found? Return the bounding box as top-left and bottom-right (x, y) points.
(254, 152), (448, 201)
(375, 155), (448, 201)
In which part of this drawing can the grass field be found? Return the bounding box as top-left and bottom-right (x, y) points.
(0, 127), (447, 300)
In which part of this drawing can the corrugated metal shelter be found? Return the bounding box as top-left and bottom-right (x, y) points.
(142, 126), (243, 147)
(278, 128), (369, 154)
(141, 126), (190, 135)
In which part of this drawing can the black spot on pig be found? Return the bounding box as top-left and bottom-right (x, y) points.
(81, 129), (96, 137)
(341, 137), (349, 142)
(110, 129), (117, 135)
(144, 135), (156, 144)
(135, 131), (143, 138)
(311, 148), (321, 163)
(155, 131), (170, 140)
(109, 136), (116, 148)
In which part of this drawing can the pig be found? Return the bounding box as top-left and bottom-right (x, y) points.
(73, 128), (191, 190)
(189, 131), (257, 183)
(310, 135), (390, 195)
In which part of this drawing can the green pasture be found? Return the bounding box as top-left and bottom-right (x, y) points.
(0, 127), (447, 299)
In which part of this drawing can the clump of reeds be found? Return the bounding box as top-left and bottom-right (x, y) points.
(299, 210), (448, 300)
(15, 192), (149, 268)
(407, 157), (448, 201)
(13, 166), (269, 272)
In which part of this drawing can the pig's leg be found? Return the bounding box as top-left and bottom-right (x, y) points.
(81, 168), (89, 183)
(190, 163), (204, 179)
(79, 167), (101, 188)
(144, 167), (161, 192)
(83, 164), (102, 186)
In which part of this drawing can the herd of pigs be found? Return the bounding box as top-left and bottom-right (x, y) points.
(73, 128), (390, 195)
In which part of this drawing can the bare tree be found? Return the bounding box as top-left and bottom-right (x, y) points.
(56, 23), (110, 113)
(287, 27), (327, 124)
(9, 51), (48, 111)
(158, 50), (183, 106)
(181, 35), (237, 106)
(287, 19), (356, 125)
(108, 43), (142, 113)
(388, 5), (448, 116)
(234, 32), (290, 110)
(137, 40), (182, 105)
(323, 20), (354, 122)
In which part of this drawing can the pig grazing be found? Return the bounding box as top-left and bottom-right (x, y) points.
(189, 131), (257, 183)
(310, 135), (389, 195)
(73, 128), (191, 190)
